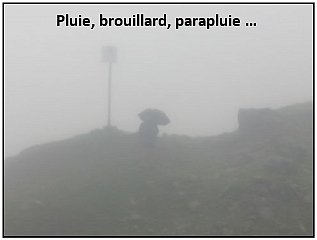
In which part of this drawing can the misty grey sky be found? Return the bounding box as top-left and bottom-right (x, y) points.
(5, 4), (313, 157)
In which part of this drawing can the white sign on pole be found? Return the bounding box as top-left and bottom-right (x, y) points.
(102, 46), (117, 63)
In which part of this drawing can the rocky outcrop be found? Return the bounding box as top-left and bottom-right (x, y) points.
(238, 108), (284, 137)
(237, 102), (312, 140)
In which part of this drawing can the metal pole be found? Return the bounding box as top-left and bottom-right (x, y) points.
(107, 62), (112, 127)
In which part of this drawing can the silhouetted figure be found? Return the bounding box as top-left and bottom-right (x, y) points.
(139, 121), (159, 147)
(138, 109), (170, 147)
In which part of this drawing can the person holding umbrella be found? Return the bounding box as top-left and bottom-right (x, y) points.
(138, 109), (170, 147)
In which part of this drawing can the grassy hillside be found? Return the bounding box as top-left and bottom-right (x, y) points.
(4, 102), (313, 236)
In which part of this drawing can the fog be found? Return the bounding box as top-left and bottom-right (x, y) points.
(4, 4), (313, 236)
(5, 4), (312, 156)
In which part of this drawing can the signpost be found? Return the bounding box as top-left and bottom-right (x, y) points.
(102, 46), (117, 127)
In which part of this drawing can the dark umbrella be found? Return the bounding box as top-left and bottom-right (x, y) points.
(138, 109), (170, 125)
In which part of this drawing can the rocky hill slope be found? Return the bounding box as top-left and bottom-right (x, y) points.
(4, 102), (313, 236)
